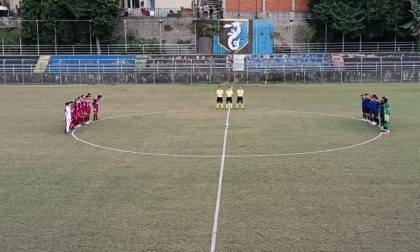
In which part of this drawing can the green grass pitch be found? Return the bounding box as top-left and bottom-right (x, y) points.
(0, 84), (419, 251)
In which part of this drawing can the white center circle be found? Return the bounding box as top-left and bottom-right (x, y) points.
(72, 110), (382, 158)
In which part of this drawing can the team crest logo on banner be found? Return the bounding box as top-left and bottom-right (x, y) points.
(218, 19), (249, 54)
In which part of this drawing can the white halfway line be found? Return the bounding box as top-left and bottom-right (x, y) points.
(210, 89), (232, 252)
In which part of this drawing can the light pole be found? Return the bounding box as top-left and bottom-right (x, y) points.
(89, 20), (92, 54)
(18, 20), (22, 55)
(36, 19), (40, 55)
(325, 23), (327, 53)
(290, 19), (293, 53)
(123, 19), (127, 54)
(255, 0), (258, 19)
(159, 19), (162, 54)
(237, 0), (240, 19)
(394, 23), (397, 52)
(54, 21), (57, 55)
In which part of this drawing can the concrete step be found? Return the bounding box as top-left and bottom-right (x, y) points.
(33, 55), (50, 74)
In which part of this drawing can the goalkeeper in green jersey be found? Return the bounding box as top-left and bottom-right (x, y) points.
(380, 97), (391, 135)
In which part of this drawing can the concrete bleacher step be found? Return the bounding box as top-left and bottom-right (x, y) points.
(33, 55), (51, 73)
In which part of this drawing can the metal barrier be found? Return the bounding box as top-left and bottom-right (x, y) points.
(0, 44), (197, 56)
(0, 42), (415, 56)
(277, 42), (416, 53)
(2, 55), (420, 84)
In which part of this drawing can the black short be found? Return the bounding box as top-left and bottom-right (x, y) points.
(237, 97), (244, 103)
(226, 97), (232, 103)
(217, 97), (223, 103)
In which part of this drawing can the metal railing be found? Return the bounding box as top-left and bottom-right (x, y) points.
(0, 44), (197, 56)
(277, 42), (416, 53)
(2, 55), (420, 84)
(0, 41), (415, 56)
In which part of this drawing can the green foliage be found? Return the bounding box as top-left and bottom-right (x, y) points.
(21, 0), (120, 47)
(311, 1), (365, 38)
(193, 19), (218, 37)
(177, 38), (192, 44)
(67, 0), (120, 45)
(209, 24), (220, 35)
(0, 29), (20, 53)
(123, 32), (165, 54)
(297, 26), (316, 43)
(0, 29), (20, 45)
(403, 0), (420, 37)
(402, 0), (420, 51)
(309, 0), (408, 42)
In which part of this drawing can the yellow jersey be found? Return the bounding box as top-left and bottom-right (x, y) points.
(226, 90), (233, 97)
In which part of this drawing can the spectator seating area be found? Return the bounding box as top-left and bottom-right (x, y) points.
(45, 55), (137, 73)
(0, 56), (39, 73)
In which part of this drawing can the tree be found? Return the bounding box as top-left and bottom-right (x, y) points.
(121, 32), (163, 54)
(21, 0), (120, 53)
(403, 0), (420, 49)
(311, 0), (365, 44)
(20, 0), (42, 44)
(309, 0), (408, 43)
(297, 26), (316, 43)
(68, 0), (120, 54)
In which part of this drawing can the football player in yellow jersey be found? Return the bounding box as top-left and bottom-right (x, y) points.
(216, 86), (224, 110)
(236, 86), (244, 110)
(225, 87), (233, 109)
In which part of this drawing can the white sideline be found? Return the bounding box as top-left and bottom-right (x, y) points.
(210, 90), (232, 252)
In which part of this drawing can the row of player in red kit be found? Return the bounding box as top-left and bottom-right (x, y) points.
(64, 93), (102, 134)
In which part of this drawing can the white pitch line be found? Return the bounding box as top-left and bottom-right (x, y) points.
(210, 92), (232, 252)
(72, 110), (383, 158)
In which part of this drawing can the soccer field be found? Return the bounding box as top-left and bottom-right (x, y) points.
(0, 84), (419, 251)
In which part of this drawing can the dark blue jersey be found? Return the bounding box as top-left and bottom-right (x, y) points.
(372, 100), (380, 114)
(362, 98), (367, 109)
(368, 99), (374, 111)
(379, 103), (385, 115)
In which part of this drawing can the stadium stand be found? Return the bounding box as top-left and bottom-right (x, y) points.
(0, 56), (39, 73)
(45, 55), (136, 73)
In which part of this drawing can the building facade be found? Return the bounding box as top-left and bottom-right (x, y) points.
(225, 0), (310, 13)
(1, 0), (20, 12)
(221, 0), (311, 53)
(120, 0), (193, 16)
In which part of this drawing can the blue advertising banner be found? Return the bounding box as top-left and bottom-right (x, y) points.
(245, 54), (333, 72)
